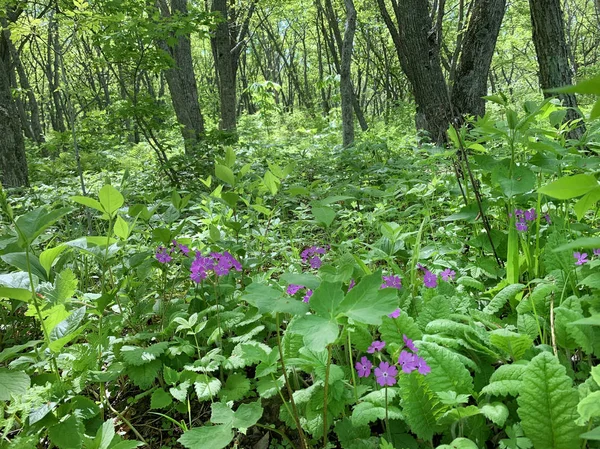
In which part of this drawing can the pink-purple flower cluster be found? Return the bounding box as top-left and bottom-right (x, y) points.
(155, 240), (190, 264)
(301, 245), (328, 269)
(190, 251), (242, 283)
(512, 207), (548, 232)
(355, 335), (430, 387)
(417, 264), (456, 288)
(574, 249), (600, 265)
(381, 275), (402, 289)
(285, 284), (313, 303)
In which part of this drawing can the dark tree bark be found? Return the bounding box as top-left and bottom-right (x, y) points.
(377, 0), (453, 144)
(340, 0), (356, 147)
(451, 0), (506, 118)
(211, 0), (256, 132)
(0, 20), (29, 187)
(157, 0), (205, 154)
(529, 0), (585, 140)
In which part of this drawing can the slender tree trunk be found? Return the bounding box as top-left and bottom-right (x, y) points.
(341, 0), (356, 147)
(451, 0), (506, 118)
(0, 24), (28, 187)
(157, 0), (205, 153)
(47, 15), (66, 133)
(529, 0), (585, 140)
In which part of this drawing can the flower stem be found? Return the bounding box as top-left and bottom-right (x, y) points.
(323, 344), (332, 447)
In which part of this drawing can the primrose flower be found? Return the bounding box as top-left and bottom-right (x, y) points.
(301, 246), (327, 269)
(423, 270), (438, 288)
(398, 350), (417, 373)
(388, 308), (401, 319)
(190, 251), (242, 283)
(594, 249), (600, 257)
(155, 246), (172, 264)
(514, 209), (524, 219)
(367, 340), (386, 353)
(286, 284), (304, 295)
(516, 221), (528, 232)
(524, 208), (536, 221)
(440, 268), (456, 281)
(375, 362), (397, 387)
(403, 334), (418, 352)
(415, 355), (431, 375)
(348, 279), (356, 291)
(574, 252), (588, 266)
(355, 356), (372, 378)
(544, 213), (551, 224)
(303, 289), (313, 303)
(381, 275), (402, 289)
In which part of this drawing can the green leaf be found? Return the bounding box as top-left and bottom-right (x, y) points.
(573, 187), (600, 220)
(70, 395), (100, 419)
(554, 237), (600, 252)
(71, 195), (104, 213)
(288, 315), (339, 351)
(437, 438), (479, 449)
(120, 342), (169, 366)
(571, 315), (600, 326)
(48, 416), (82, 449)
(194, 377), (221, 401)
(98, 185), (124, 217)
(113, 215), (130, 240)
(577, 391), (600, 422)
(492, 165), (536, 198)
(0, 286), (31, 301)
(489, 329), (533, 361)
(0, 369), (30, 400)
(49, 306), (86, 352)
(1, 252), (47, 281)
(480, 402), (509, 427)
(163, 365), (180, 385)
(263, 170), (279, 195)
(334, 418), (378, 449)
(280, 272), (321, 290)
(46, 269), (78, 305)
(127, 360), (161, 389)
(418, 342), (473, 395)
(40, 244), (68, 277)
(215, 164), (235, 186)
(219, 373), (251, 402)
(580, 426), (600, 441)
(150, 389), (173, 409)
(538, 174), (598, 199)
(170, 380), (191, 402)
(398, 372), (446, 441)
(311, 205), (336, 227)
(178, 425), (233, 449)
(231, 401), (263, 430)
(484, 284), (524, 314)
(337, 270), (398, 325)
(242, 283), (308, 315)
(92, 420), (115, 449)
(351, 402), (388, 427)
(15, 207), (71, 246)
(546, 75), (600, 95)
(517, 352), (582, 449)
(310, 281), (343, 320)
(481, 363), (527, 397)
(0, 340), (42, 364)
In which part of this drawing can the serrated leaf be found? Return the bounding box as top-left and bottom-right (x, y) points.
(49, 306), (86, 352)
(0, 369), (30, 401)
(380, 313), (422, 346)
(418, 341), (473, 395)
(351, 402), (387, 427)
(220, 373), (251, 402)
(398, 372), (446, 441)
(48, 415), (82, 449)
(46, 269), (78, 305)
(178, 425), (233, 449)
(337, 270), (398, 325)
(194, 377), (221, 401)
(170, 380), (191, 402)
(457, 276), (485, 291)
(480, 402), (509, 427)
(489, 329), (533, 361)
(127, 360), (161, 389)
(481, 363), (527, 397)
(517, 352), (582, 449)
(151, 389), (173, 409)
(484, 284), (524, 314)
(310, 281), (343, 320)
(120, 342), (169, 366)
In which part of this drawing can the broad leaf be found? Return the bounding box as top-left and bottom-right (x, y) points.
(242, 283), (308, 315)
(538, 174), (598, 199)
(98, 185), (124, 217)
(48, 416), (82, 449)
(0, 369), (30, 400)
(15, 207), (71, 247)
(49, 306), (87, 352)
(178, 425), (233, 449)
(288, 315), (339, 351)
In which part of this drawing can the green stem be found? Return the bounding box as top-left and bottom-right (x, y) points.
(347, 328), (359, 404)
(323, 344), (332, 447)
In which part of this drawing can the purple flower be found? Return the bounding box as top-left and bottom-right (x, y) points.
(514, 209), (524, 219)
(286, 284), (304, 295)
(574, 252), (588, 265)
(190, 251), (242, 283)
(355, 356), (372, 378)
(415, 355), (431, 375)
(367, 340), (385, 353)
(516, 220), (528, 232)
(309, 256), (322, 269)
(155, 246), (172, 264)
(388, 308), (401, 319)
(348, 279), (356, 291)
(303, 289), (313, 303)
(423, 270), (438, 288)
(594, 249), (600, 257)
(398, 350), (417, 373)
(524, 208), (536, 221)
(544, 213), (551, 224)
(417, 263), (426, 272)
(381, 275), (402, 289)
(403, 334), (418, 352)
(440, 268), (456, 282)
(374, 362), (397, 387)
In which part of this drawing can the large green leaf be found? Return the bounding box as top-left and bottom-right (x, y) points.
(336, 270), (397, 325)
(71, 195), (103, 214)
(288, 315), (339, 351)
(0, 369), (30, 400)
(311, 205), (336, 227)
(98, 185), (124, 217)
(310, 281), (344, 320)
(574, 186), (600, 220)
(398, 372), (446, 441)
(48, 416), (82, 449)
(242, 283), (308, 315)
(489, 329), (532, 361)
(538, 174), (598, 199)
(14, 207), (71, 247)
(49, 306), (87, 352)
(280, 272), (321, 290)
(418, 342), (473, 395)
(120, 342), (170, 366)
(210, 400), (263, 430)
(40, 244), (69, 277)
(91, 420), (115, 449)
(517, 352), (582, 449)
(178, 425), (233, 449)
(492, 164), (536, 198)
(1, 252), (47, 281)
(215, 164), (235, 186)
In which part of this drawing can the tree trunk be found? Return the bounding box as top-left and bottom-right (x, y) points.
(157, 0), (205, 154)
(0, 26), (29, 187)
(211, 0), (237, 132)
(529, 0), (585, 140)
(451, 0), (506, 118)
(377, 0), (453, 144)
(340, 0), (356, 147)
